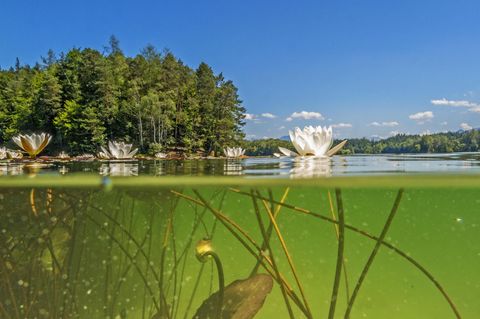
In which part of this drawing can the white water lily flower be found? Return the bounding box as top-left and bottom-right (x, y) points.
(57, 151), (69, 159)
(6, 150), (23, 159)
(97, 151), (110, 160)
(154, 152), (167, 159)
(12, 133), (52, 158)
(100, 141), (138, 160)
(279, 126), (347, 158)
(223, 147), (245, 158)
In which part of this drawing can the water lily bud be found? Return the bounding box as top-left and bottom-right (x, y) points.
(195, 238), (213, 262)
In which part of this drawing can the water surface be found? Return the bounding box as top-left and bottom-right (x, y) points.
(2, 153), (480, 177)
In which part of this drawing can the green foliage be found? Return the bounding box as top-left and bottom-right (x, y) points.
(243, 139), (292, 156)
(341, 131), (480, 154)
(0, 38), (245, 155)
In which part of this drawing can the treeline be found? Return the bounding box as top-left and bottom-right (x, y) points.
(0, 36), (245, 155)
(244, 130), (480, 155)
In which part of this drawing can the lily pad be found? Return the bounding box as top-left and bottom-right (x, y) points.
(193, 274), (273, 319)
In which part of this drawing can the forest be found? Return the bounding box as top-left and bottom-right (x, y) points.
(0, 36), (246, 155)
(243, 129), (480, 155)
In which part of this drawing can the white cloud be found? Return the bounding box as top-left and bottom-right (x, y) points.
(245, 113), (256, 120)
(278, 126), (285, 130)
(261, 113), (276, 119)
(440, 121), (448, 126)
(286, 111), (324, 121)
(431, 98), (478, 108)
(408, 111), (434, 123)
(369, 121), (399, 127)
(460, 123), (473, 131)
(389, 131), (400, 136)
(332, 123), (352, 128)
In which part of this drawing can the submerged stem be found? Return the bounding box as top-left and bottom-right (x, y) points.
(327, 190), (350, 303)
(204, 251), (224, 319)
(250, 188), (290, 277)
(328, 188), (345, 319)
(251, 189), (296, 319)
(180, 190), (310, 317)
(229, 188), (461, 319)
(344, 189), (404, 318)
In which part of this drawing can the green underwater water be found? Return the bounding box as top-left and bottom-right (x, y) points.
(1, 176), (479, 318)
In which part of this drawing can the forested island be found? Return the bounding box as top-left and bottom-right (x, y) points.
(243, 129), (480, 155)
(0, 36), (245, 156)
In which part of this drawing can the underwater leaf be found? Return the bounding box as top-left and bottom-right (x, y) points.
(193, 274), (273, 319)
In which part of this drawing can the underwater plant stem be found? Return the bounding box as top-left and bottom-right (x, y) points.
(170, 190), (227, 319)
(327, 190), (351, 302)
(83, 214), (161, 313)
(250, 187), (290, 277)
(202, 251), (225, 319)
(0, 301), (11, 319)
(0, 256), (20, 319)
(230, 188), (462, 319)
(328, 189), (345, 319)
(183, 263), (206, 319)
(344, 189), (404, 318)
(251, 190), (296, 319)
(256, 189), (313, 318)
(188, 189), (310, 317)
(56, 194), (162, 284)
(159, 215), (173, 319)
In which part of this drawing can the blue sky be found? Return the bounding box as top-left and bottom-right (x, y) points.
(2, 0), (480, 139)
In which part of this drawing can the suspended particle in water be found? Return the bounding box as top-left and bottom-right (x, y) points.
(39, 308), (49, 316)
(456, 217), (464, 223)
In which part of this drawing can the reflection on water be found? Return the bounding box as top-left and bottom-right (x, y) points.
(223, 159), (244, 176)
(289, 157), (332, 178)
(99, 162), (139, 176)
(1, 152), (480, 178)
(0, 163), (24, 176)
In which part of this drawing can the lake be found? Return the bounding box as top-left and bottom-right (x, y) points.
(0, 153), (479, 318)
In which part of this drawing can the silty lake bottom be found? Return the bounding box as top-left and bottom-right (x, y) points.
(1, 175), (479, 319)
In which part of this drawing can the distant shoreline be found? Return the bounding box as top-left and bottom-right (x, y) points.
(242, 129), (480, 156)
